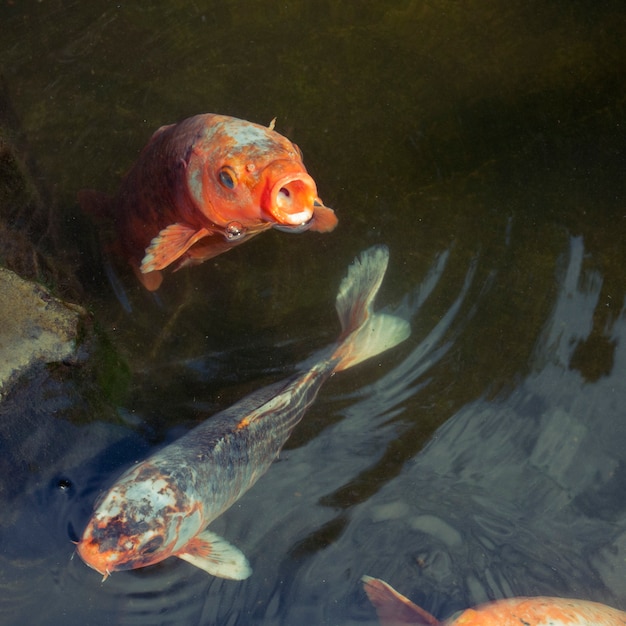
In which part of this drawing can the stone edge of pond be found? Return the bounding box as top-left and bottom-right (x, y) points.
(1, 78), (90, 403)
(0, 266), (87, 401)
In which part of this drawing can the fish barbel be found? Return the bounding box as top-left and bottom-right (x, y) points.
(77, 246), (409, 580)
(362, 576), (626, 626)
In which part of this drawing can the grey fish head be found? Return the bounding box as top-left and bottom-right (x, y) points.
(76, 462), (204, 577)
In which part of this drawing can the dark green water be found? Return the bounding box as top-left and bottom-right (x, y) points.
(0, 1), (625, 624)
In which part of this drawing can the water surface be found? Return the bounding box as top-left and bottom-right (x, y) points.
(0, 1), (625, 624)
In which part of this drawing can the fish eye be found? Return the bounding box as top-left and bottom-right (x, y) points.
(218, 166), (237, 190)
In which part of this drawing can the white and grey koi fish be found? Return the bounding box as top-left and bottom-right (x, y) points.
(77, 245), (410, 581)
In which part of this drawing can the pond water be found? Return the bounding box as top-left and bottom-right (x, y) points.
(1, 1), (625, 625)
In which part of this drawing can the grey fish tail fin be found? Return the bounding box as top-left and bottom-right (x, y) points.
(332, 245), (410, 372)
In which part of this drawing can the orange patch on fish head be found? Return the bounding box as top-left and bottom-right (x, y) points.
(76, 531), (117, 580)
(186, 116), (320, 230)
(77, 465), (204, 577)
(77, 510), (172, 576)
(77, 509), (165, 578)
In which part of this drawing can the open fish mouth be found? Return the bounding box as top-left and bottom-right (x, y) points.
(263, 170), (317, 226)
(272, 217), (314, 233)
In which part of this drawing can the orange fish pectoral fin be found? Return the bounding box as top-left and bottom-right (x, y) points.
(309, 202), (338, 233)
(362, 576), (441, 626)
(132, 264), (163, 292)
(140, 223), (214, 273)
(176, 530), (252, 580)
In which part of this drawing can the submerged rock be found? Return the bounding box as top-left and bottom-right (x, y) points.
(0, 75), (88, 400)
(0, 267), (86, 398)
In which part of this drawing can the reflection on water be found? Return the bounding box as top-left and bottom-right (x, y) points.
(3, 235), (626, 624)
(0, 0), (625, 625)
(317, 237), (626, 624)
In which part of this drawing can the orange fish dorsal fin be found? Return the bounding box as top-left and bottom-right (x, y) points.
(176, 530), (252, 580)
(362, 576), (441, 626)
(140, 223), (214, 273)
(308, 203), (338, 233)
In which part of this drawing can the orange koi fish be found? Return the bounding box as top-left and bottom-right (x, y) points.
(79, 114), (337, 291)
(362, 576), (626, 626)
(76, 246), (409, 580)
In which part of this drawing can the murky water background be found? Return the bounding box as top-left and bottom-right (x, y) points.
(1, 1), (625, 624)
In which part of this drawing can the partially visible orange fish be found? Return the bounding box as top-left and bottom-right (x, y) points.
(362, 576), (626, 626)
(79, 114), (337, 291)
(76, 246), (409, 580)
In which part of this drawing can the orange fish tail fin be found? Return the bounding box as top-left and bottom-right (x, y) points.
(332, 246), (410, 373)
(77, 189), (113, 219)
(362, 576), (441, 626)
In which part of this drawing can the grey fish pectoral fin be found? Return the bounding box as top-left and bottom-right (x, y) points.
(176, 530), (252, 580)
